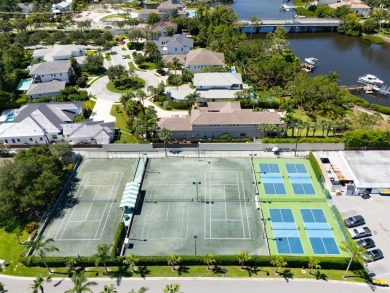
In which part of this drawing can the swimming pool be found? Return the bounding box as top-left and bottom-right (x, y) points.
(186, 11), (196, 17)
(16, 78), (32, 91)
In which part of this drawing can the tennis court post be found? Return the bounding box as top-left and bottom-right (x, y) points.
(193, 181), (201, 202)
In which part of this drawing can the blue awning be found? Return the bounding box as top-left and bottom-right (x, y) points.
(120, 182), (140, 209)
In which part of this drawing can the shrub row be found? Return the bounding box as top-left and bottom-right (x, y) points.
(239, 99), (280, 110)
(308, 152), (323, 181)
(190, 138), (252, 143)
(345, 94), (369, 108)
(331, 205), (352, 245)
(262, 137), (343, 143)
(370, 104), (390, 115)
(111, 221), (126, 257)
(20, 255), (362, 271)
(343, 130), (390, 147)
(167, 100), (192, 110)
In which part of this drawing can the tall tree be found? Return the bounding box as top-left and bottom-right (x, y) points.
(340, 240), (366, 278)
(168, 57), (182, 75)
(248, 16), (261, 39)
(124, 254), (139, 273)
(65, 271), (97, 293)
(270, 255), (287, 273)
(143, 41), (160, 63)
(25, 236), (59, 273)
(308, 257), (321, 275)
(136, 90), (147, 107)
(29, 276), (52, 293)
(95, 244), (111, 275)
(204, 252), (216, 270)
(158, 128), (172, 157)
(167, 253), (181, 271)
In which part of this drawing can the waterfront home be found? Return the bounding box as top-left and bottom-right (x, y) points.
(157, 102), (282, 140)
(154, 34), (194, 55)
(185, 49), (225, 73)
(329, 0), (371, 16)
(0, 102), (114, 145)
(139, 0), (185, 21)
(193, 72), (243, 90)
(29, 61), (71, 83)
(52, 0), (72, 14)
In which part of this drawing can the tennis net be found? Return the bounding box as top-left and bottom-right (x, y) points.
(304, 227), (333, 230)
(77, 198), (118, 203)
(288, 174), (310, 179)
(144, 197), (195, 203)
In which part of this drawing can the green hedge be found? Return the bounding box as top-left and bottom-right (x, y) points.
(346, 94), (369, 108)
(20, 255), (362, 271)
(262, 137), (343, 143)
(167, 100), (192, 110)
(343, 130), (390, 147)
(331, 205), (352, 245)
(308, 152), (323, 181)
(111, 221), (126, 257)
(190, 138), (252, 143)
(370, 104), (390, 115)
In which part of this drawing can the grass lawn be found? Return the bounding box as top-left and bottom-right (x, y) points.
(106, 81), (131, 94)
(101, 14), (125, 20)
(105, 53), (111, 61)
(128, 62), (138, 71)
(139, 62), (155, 70)
(86, 50), (97, 56)
(110, 104), (142, 143)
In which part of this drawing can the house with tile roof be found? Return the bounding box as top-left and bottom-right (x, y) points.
(157, 102), (282, 140)
(328, 0), (371, 16)
(185, 49), (225, 73)
(30, 61), (71, 83)
(154, 34), (194, 55)
(139, 0), (185, 21)
(150, 21), (178, 40)
(26, 80), (66, 100)
(0, 102), (114, 145)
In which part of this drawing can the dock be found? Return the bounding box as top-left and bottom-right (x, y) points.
(301, 62), (317, 72)
(374, 85), (390, 96)
(341, 84), (390, 95)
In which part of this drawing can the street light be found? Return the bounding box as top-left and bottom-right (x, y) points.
(294, 125), (301, 157)
(193, 235), (198, 256)
(193, 182), (201, 202)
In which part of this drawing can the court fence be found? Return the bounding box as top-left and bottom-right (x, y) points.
(330, 205), (352, 244)
(258, 197), (327, 203)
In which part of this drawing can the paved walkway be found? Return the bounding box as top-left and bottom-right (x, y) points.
(0, 275), (381, 293)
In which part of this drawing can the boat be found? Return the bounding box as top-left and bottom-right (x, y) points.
(304, 57), (319, 66)
(357, 74), (384, 86)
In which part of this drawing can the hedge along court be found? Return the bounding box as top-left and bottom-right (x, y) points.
(41, 158), (137, 256)
(253, 158), (348, 257)
(127, 158), (266, 256)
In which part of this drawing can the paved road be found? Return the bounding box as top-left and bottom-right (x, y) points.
(0, 276), (384, 293)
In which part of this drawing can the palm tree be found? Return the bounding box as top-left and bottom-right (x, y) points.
(65, 271), (97, 293)
(158, 128), (172, 157)
(25, 236), (59, 273)
(310, 121), (318, 137)
(308, 256), (321, 275)
(167, 253), (181, 271)
(163, 283), (181, 293)
(0, 282), (7, 293)
(95, 244), (111, 275)
(101, 284), (117, 293)
(124, 253), (139, 273)
(270, 255), (287, 273)
(120, 91), (136, 105)
(184, 91), (201, 106)
(168, 57), (182, 75)
(236, 251), (251, 269)
(30, 276), (52, 293)
(204, 252), (216, 270)
(143, 41), (160, 63)
(136, 89), (147, 107)
(340, 240), (367, 278)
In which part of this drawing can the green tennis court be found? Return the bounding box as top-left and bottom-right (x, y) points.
(127, 158), (266, 256)
(41, 158), (137, 256)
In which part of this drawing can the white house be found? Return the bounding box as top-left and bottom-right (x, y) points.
(185, 49), (225, 73)
(157, 102), (282, 140)
(329, 0), (371, 16)
(29, 61), (71, 83)
(154, 34), (194, 55)
(32, 44), (88, 62)
(26, 80), (66, 100)
(193, 73), (243, 90)
(0, 102), (114, 146)
(52, 0), (72, 14)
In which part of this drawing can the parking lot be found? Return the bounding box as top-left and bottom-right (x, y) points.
(333, 193), (390, 281)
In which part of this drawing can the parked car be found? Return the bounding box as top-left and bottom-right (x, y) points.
(365, 249), (384, 262)
(344, 215), (365, 228)
(122, 55), (126, 59)
(356, 238), (376, 249)
(349, 227), (372, 239)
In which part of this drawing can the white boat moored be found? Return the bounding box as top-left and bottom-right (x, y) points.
(357, 74), (384, 86)
(304, 57), (319, 66)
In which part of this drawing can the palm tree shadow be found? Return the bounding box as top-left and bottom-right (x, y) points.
(135, 266), (150, 279)
(177, 265), (189, 276)
(244, 267), (259, 276)
(212, 266), (227, 275)
(109, 265), (133, 280)
(314, 270), (328, 281)
(279, 269), (294, 282)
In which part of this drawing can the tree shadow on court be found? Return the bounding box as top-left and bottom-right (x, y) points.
(45, 178), (81, 224)
(314, 270), (328, 281)
(135, 266), (150, 279)
(177, 265), (189, 276)
(279, 269), (294, 282)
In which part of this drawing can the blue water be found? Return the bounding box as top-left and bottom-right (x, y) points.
(186, 11), (196, 18)
(17, 78), (32, 91)
(5, 113), (15, 122)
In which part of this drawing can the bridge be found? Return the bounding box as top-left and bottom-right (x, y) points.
(239, 18), (340, 33)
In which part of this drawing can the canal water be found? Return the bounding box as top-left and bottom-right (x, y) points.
(219, 0), (390, 106)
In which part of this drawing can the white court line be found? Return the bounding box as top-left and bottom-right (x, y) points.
(83, 185), (101, 221)
(95, 172), (123, 240)
(56, 172), (93, 240)
(180, 206), (185, 238)
(236, 171), (246, 239)
(210, 184), (238, 186)
(83, 184), (115, 187)
(140, 202), (152, 239)
(207, 237), (250, 240)
(211, 219), (242, 222)
(204, 172), (207, 240)
(54, 238), (101, 241)
(166, 201), (170, 221)
(185, 206), (189, 239)
(224, 185), (227, 221)
(209, 171), (212, 239)
(146, 201), (156, 239)
(240, 171), (251, 239)
(69, 220), (101, 223)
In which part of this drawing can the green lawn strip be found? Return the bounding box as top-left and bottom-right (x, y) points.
(109, 104), (142, 144)
(139, 62), (155, 70)
(106, 81), (132, 94)
(128, 62), (138, 71)
(101, 14), (125, 20)
(147, 99), (187, 112)
(0, 229), (29, 275)
(86, 50), (96, 56)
